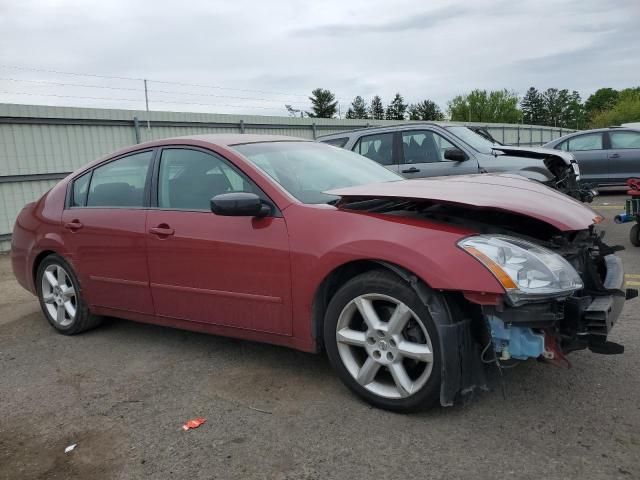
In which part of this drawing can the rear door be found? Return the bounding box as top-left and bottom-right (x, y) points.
(559, 132), (608, 185)
(351, 132), (401, 175)
(61, 150), (155, 315)
(606, 130), (640, 185)
(398, 129), (477, 179)
(145, 147), (293, 335)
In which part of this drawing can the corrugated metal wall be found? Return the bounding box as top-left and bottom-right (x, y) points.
(0, 102), (574, 251)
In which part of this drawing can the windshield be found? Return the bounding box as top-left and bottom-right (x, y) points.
(445, 126), (495, 154)
(233, 141), (402, 204)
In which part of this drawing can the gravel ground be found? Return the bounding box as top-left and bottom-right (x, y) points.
(1, 194), (638, 480)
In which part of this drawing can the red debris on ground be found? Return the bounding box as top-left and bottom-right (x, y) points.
(182, 418), (206, 431)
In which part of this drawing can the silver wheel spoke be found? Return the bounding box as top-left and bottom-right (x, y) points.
(57, 266), (67, 286)
(398, 341), (433, 363)
(43, 293), (55, 304)
(354, 297), (383, 331)
(44, 271), (58, 288)
(356, 357), (380, 386)
(386, 303), (412, 336)
(61, 285), (75, 299)
(389, 363), (413, 397)
(64, 301), (76, 318)
(56, 304), (66, 323)
(336, 328), (366, 347)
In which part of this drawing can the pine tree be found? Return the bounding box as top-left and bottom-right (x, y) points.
(369, 96), (385, 120)
(408, 100), (444, 121)
(520, 87), (545, 125)
(385, 93), (408, 120)
(348, 96), (368, 119)
(306, 88), (338, 118)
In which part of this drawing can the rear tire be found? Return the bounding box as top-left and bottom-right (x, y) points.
(324, 270), (443, 412)
(631, 224), (640, 247)
(36, 254), (102, 335)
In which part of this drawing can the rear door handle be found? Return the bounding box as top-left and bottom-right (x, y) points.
(401, 167), (420, 174)
(609, 153), (621, 159)
(64, 220), (83, 231)
(149, 225), (175, 237)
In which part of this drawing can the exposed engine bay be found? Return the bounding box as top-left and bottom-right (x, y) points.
(339, 196), (637, 403)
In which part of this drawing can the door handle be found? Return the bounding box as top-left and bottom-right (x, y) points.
(149, 225), (175, 237)
(64, 220), (83, 231)
(401, 167), (420, 174)
(609, 153), (621, 159)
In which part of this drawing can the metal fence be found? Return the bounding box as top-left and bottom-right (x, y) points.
(0, 102), (574, 251)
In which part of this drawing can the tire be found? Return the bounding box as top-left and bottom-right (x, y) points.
(631, 224), (640, 247)
(35, 254), (102, 335)
(324, 270), (443, 412)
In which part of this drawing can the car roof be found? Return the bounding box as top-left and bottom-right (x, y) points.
(546, 126), (640, 144)
(160, 133), (309, 146)
(316, 122), (456, 140)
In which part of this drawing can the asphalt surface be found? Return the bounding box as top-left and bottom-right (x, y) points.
(1, 193), (639, 480)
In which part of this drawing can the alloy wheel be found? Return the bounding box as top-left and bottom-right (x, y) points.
(335, 293), (434, 399)
(41, 264), (77, 327)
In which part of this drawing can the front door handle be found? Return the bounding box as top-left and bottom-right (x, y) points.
(64, 220), (83, 231)
(401, 167), (420, 174)
(149, 225), (175, 237)
(609, 153), (621, 159)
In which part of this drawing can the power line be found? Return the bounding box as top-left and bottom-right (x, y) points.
(0, 77), (310, 106)
(0, 64), (317, 99)
(0, 90), (290, 111)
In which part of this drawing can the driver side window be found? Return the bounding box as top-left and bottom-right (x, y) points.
(158, 148), (261, 210)
(402, 131), (456, 164)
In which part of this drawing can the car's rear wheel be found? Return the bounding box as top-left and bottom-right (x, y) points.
(324, 270), (442, 412)
(630, 224), (640, 247)
(36, 254), (101, 334)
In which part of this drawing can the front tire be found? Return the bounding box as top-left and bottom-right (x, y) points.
(324, 270), (443, 412)
(36, 254), (102, 335)
(630, 224), (640, 247)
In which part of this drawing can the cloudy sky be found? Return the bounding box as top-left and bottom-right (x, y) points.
(0, 0), (638, 117)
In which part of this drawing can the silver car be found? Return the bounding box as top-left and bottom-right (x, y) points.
(318, 123), (591, 201)
(544, 127), (640, 188)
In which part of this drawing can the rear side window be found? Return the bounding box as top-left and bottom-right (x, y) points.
(71, 171), (91, 207)
(158, 148), (260, 210)
(320, 137), (349, 148)
(402, 130), (456, 164)
(86, 151), (153, 207)
(610, 131), (640, 149)
(353, 133), (394, 165)
(566, 133), (603, 152)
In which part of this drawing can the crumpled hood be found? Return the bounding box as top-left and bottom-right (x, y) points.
(327, 174), (600, 232)
(492, 145), (575, 166)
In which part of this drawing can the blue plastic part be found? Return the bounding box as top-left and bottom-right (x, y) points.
(488, 317), (545, 360)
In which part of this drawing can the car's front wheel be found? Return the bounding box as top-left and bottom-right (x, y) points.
(324, 270), (443, 412)
(36, 254), (102, 334)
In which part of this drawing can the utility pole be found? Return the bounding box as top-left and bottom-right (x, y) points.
(143, 79), (151, 131)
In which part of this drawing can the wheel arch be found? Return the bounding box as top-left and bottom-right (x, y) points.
(32, 250), (59, 287)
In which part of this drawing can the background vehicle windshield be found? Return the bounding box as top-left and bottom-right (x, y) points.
(233, 142), (401, 204)
(445, 126), (495, 154)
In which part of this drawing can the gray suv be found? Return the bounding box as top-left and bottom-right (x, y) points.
(544, 127), (640, 187)
(318, 123), (591, 201)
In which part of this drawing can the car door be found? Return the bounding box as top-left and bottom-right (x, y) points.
(607, 130), (640, 185)
(351, 132), (401, 175)
(559, 132), (608, 185)
(61, 150), (155, 315)
(398, 129), (477, 179)
(145, 147), (293, 335)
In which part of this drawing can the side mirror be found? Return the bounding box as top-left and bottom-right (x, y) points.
(444, 147), (467, 161)
(210, 192), (270, 217)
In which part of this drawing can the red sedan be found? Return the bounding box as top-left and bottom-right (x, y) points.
(11, 135), (634, 411)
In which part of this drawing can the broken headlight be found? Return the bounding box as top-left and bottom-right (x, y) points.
(458, 234), (583, 305)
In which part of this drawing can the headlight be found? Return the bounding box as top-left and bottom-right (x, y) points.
(458, 235), (583, 305)
(571, 162), (581, 181)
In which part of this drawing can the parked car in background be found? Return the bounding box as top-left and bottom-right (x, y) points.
(11, 135), (634, 412)
(317, 123), (593, 202)
(544, 127), (640, 188)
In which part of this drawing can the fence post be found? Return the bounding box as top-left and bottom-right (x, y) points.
(133, 116), (141, 144)
(239, 119), (245, 134)
(517, 126), (520, 146)
(312, 122), (317, 140)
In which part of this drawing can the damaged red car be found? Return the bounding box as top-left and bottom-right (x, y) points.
(11, 135), (636, 412)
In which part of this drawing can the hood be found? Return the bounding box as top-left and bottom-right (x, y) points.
(492, 145), (575, 166)
(327, 174), (600, 232)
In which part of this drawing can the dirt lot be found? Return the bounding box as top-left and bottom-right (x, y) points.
(1, 194), (639, 480)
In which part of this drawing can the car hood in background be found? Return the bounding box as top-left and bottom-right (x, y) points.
(492, 145), (575, 166)
(327, 174), (600, 232)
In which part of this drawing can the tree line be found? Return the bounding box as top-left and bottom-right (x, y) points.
(300, 86), (640, 129)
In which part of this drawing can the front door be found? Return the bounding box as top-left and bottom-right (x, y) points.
(399, 130), (478, 179)
(61, 150), (155, 314)
(607, 130), (640, 185)
(145, 147), (292, 335)
(561, 132), (609, 186)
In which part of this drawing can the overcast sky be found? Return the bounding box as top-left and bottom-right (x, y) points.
(0, 0), (638, 117)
